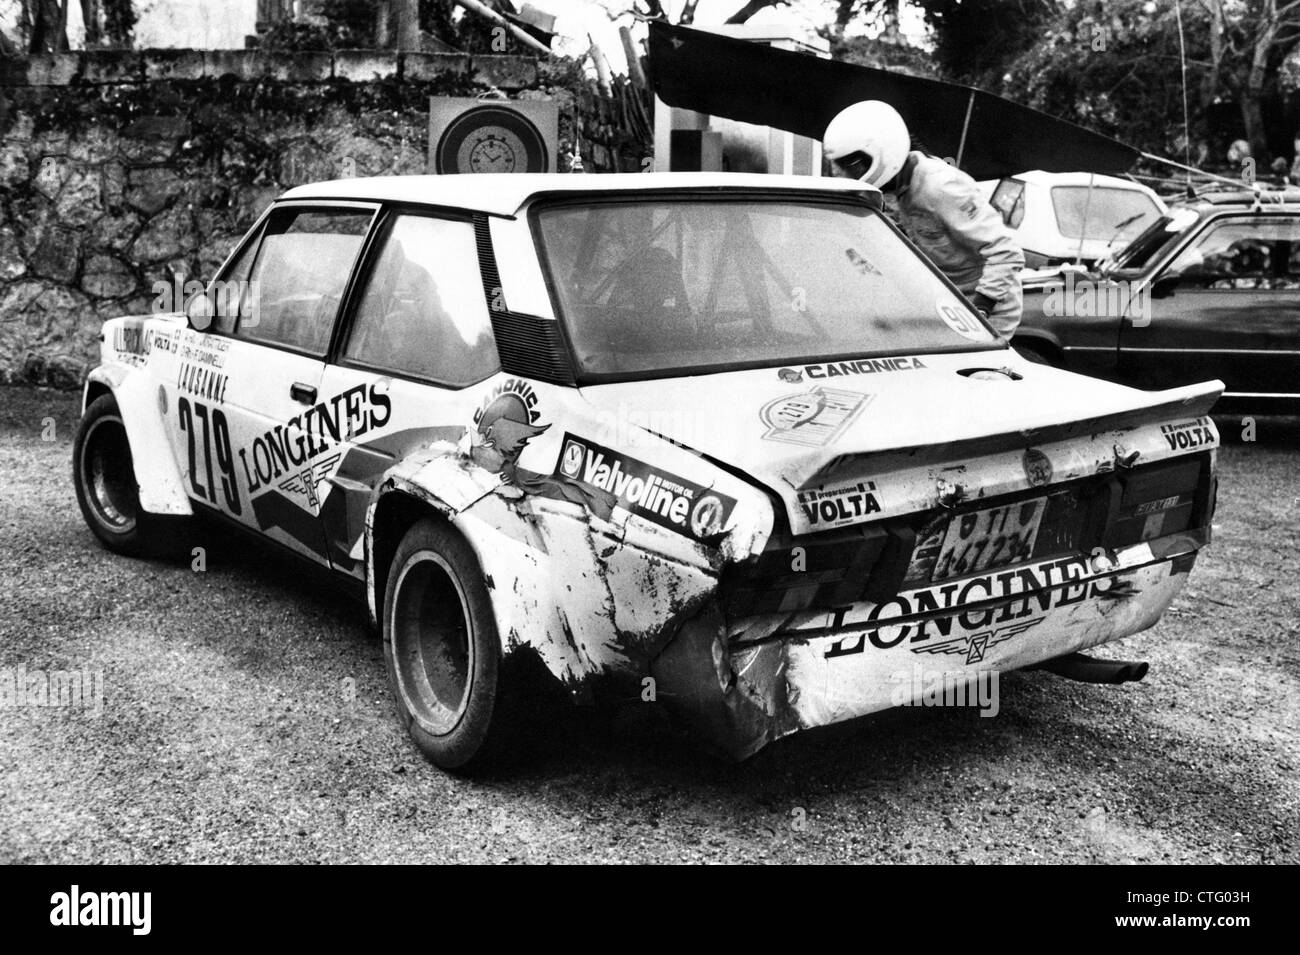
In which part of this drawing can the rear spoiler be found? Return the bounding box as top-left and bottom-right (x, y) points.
(801, 380), (1223, 489)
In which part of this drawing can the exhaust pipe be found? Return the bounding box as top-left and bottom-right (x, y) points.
(1034, 652), (1149, 685)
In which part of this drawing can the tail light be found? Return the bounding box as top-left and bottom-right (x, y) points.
(1100, 454), (1212, 549)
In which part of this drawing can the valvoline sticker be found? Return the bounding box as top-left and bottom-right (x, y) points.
(554, 433), (736, 540)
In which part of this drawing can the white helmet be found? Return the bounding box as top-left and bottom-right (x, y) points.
(823, 100), (910, 187)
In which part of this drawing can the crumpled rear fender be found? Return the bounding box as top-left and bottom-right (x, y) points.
(84, 364), (192, 517)
(364, 447), (758, 698)
(457, 490), (724, 695)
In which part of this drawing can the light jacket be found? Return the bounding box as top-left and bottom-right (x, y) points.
(895, 152), (1025, 338)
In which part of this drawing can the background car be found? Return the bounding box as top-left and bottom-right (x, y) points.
(1013, 189), (1300, 414)
(978, 170), (1168, 268)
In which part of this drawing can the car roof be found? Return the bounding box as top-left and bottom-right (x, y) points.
(1174, 188), (1300, 209)
(280, 172), (880, 217)
(1013, 170), (1153, 191)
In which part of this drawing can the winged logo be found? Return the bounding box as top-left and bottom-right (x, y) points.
(909, 618), (1044, 665)
(277, 453), (341, 509)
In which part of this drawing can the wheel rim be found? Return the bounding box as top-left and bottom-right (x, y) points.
(391, 550), (474, 737)
(80, 415), (138, 534)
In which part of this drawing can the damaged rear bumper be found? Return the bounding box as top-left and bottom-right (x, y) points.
(651, 528), (1207, 760)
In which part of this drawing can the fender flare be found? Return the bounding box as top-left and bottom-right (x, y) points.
(84, 365), (193, 517)
(363, 458), (497, 629)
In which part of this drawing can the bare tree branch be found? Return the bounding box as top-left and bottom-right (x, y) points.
(725, 0), (789, 25)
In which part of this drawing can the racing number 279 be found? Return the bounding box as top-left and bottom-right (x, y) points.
(178, 397), (241, 515)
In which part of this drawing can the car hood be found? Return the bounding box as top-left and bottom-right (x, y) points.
(578, 351), (1223, 536)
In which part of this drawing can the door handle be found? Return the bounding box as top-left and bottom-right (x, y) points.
(290, 382), (317, 405)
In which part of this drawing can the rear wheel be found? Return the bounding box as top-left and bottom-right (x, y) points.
(73, 394), (147, 556)
(383, 519), (521, 772)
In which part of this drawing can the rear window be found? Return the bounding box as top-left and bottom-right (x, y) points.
(1050, 185), (1162, 243)
(533, 197), (999, 380)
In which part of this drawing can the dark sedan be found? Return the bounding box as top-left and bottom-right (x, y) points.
(1013, 190), (1300, 414)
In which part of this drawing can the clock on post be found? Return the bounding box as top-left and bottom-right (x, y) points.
(428, 98), (560, 174)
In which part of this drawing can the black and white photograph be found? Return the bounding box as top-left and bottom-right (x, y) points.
(0, 0), (1294, 896)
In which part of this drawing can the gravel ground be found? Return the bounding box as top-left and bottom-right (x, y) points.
(0, 385), (1296, 864)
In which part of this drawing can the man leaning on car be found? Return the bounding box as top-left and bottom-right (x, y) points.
(824, 100), (1026, 339)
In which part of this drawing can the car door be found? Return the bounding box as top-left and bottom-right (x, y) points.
(168, 201), (378, 564)
(1118, 214), (1300, 397)
(315, 210), (502, 578)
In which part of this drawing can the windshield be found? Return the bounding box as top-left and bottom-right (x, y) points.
(1099, 209), (1199, 275)
(533, 197), (999, 379)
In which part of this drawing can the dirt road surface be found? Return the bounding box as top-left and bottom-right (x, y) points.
(1, 386), (1296, 863)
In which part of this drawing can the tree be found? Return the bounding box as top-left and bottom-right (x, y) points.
(1196, 0), (1300, 160)
(24, 0), (69, 53)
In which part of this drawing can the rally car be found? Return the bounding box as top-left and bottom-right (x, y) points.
(73, 173), (1222, 770)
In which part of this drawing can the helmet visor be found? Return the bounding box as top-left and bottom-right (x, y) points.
(832, 150), (874, 181)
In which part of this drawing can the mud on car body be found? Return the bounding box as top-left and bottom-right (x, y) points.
(73, 173), (1223, 769)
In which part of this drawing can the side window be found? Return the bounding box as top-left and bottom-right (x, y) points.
(240, 207), (373, 355)
(990, 178), (1026, 229)
(1165, 218), (1300, 289)
(343, 215), (499, 385)
(201, 226), (262, 335)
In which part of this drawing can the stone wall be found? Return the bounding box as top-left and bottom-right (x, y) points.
(0, 48), (566, 388)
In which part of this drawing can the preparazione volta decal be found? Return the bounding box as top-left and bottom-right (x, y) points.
(798, 480), (881, 526)
(760, 387), (872, 448)
(1161, 417), (1214, 451)
(555, 433), (736, 540)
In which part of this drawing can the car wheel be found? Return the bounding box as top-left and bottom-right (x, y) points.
(383, 518), (519, 772)
(1016, 343), (1059, 367)
(73, 394), (150, 556)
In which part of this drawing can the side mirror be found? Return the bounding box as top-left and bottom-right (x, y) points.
(1150, 275), (1179, 299)
(184, 289), (216, 332)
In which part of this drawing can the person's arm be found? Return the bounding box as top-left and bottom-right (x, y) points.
(930, 172), (1025, 310)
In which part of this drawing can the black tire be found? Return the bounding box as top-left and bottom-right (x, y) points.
(382, 518), (521, 772)
(1016, 342), (1059, 367)
(72, 394), (149, 556)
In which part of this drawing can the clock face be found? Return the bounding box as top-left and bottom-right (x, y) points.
(435, 105), (550, 175)
(461, 129), (527, 173)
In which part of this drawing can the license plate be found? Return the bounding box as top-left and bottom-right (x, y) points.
(932, 499), (1045, 581)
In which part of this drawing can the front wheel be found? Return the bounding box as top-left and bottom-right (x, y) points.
(382, 519), (521, 772)
(73, 394), (147, 556)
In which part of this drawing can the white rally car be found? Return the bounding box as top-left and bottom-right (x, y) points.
(73, 173), (1222, 769)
